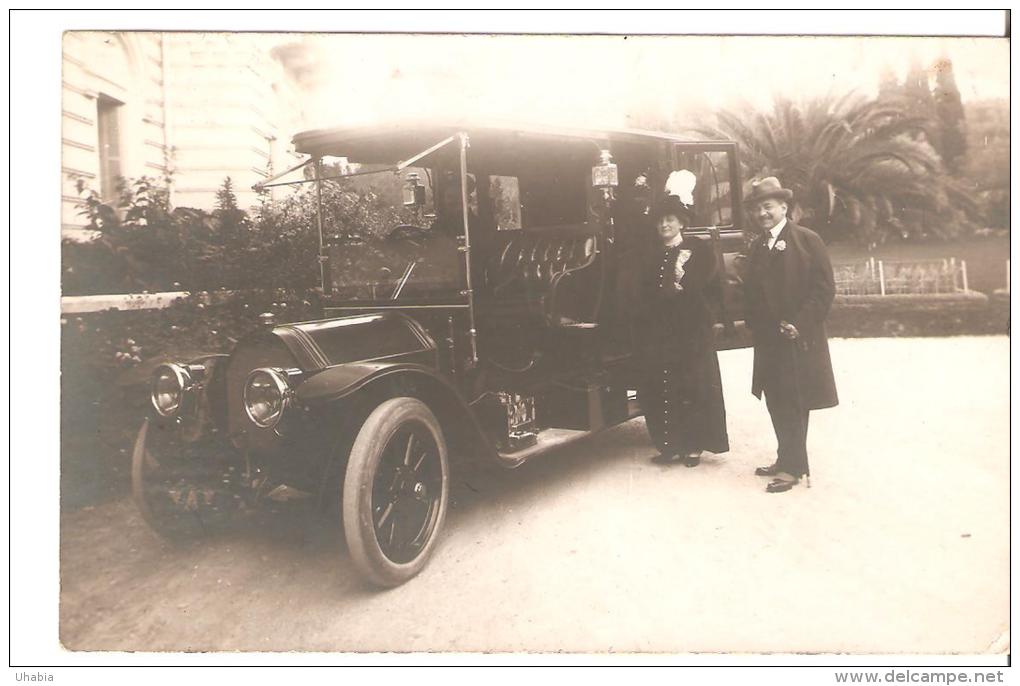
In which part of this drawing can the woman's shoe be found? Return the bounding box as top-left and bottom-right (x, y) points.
(682, 453), (701, 468)
(765, 476), (799, 493)
(651, 452), (680, 465)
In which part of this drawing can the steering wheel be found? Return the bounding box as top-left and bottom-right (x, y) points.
(386, 224), (431, 241)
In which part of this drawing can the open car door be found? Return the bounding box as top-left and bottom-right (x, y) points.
(670, 141), (748, 348)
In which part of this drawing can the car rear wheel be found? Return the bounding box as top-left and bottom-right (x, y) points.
(342, 397), (449, 587)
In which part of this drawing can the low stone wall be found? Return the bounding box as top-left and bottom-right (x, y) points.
(61, 289), (243, 314)
(833, 291), (989, 307)
(715, 291), (1007, 348)
(827, 291), (1008, 338)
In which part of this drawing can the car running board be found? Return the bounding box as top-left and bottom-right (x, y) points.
(496, 427), (591, 463)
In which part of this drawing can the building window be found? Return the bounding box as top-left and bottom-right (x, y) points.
(97, 94), (124, 201)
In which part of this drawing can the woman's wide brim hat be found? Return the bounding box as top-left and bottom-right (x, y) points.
(744, 176), (793, 204)
(654, 194), (694, 224)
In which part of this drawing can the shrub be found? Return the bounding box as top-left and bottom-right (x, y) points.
(63, 172), (428, 297)
(64, 176), (318, 296)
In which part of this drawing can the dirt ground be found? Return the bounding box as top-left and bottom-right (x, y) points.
(59, 336), (1010, 654)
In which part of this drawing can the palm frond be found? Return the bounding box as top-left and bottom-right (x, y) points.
(708, 89), (973, 242)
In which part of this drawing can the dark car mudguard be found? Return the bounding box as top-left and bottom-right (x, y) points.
(296, 361), (496, 458)
(297, 361), (434, 403)
(297, 361), (504, 511)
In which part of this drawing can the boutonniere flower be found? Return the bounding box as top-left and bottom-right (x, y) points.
(775, 240), (787, 252)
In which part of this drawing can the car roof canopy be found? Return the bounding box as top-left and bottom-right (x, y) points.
(292, 122), (699, 167)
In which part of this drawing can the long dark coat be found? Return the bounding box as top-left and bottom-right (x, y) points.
(743, 221), (839, 410)
(624, 235), (730, 455)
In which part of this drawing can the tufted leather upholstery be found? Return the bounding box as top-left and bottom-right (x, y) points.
(482, 227), (601, 327)
(490, 234), (596, 294)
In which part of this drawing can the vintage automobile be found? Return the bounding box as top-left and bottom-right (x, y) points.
(134, 123), (748, 587)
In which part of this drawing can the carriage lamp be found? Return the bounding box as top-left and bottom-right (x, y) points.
(591, 149), (619, 200)
(402, 171), (426, 208)
(151, 362), (205, 418)
(243, 367), (295, 429)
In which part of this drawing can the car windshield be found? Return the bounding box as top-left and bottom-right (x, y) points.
(323, 161), (469, 302)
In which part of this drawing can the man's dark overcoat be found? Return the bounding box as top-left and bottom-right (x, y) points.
(624, 235), (729, 455)
(744, 221), (838, 410)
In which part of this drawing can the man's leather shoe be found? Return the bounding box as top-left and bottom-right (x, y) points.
(755, 463), (781, 477)
(766, 477), (799, 493)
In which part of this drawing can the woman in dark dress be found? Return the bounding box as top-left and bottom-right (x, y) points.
(628, 194), (729, 466)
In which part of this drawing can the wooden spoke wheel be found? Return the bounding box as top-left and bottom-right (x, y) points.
(131, 418), (235, 541)
(342, 398), (449, 587)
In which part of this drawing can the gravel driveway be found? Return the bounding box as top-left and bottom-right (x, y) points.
(59, 336), (1010, 654)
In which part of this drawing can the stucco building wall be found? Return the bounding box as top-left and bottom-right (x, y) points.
(61, 32), (302, 237)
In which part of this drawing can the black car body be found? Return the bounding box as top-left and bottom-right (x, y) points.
(135, 123), (748, 586)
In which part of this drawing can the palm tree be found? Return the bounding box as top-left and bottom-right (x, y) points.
(697, 92), (976, 244)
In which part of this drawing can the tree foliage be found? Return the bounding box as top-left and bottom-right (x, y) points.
(62, 172), (418, 296)
(901, 57), (936, 126)
(701, 92), (978, 245)
(932, 59), (968, 174)
(963, 99), (1009, 228)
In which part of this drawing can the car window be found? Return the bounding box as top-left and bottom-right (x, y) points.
(318, 160), (438, 217)
(673, 150), (735, 229)
(489, 176), (522, 230)
(518, 168), (588, 228)
(323, 163), (466, 302)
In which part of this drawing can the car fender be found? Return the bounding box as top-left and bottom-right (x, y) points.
(296, 361), (452, 404)
(299, 362), (503, 512)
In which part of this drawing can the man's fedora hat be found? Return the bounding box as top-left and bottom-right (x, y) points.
(745, 176), (793, 204)
(654, 194), (694, 224)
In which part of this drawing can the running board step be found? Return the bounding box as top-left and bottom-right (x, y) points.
(497, 427), (590, 463)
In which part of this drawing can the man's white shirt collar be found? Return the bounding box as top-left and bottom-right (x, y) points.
(767, 218), (788, 249)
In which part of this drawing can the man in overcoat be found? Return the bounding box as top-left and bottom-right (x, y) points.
(743, 177), (838, 493)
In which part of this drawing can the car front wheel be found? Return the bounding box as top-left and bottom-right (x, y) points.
(342, 397), (449, 587)
(132, 418), (238, 540)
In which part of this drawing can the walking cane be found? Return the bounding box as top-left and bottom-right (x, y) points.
(787, 332), (811, 487)
(784, 323), (811, 488)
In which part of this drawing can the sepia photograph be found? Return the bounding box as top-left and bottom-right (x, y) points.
(8, 9), (1012, 671)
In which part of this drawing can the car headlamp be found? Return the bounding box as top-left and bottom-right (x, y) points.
(151, 363), (204, 418)
(243, 368), (293, 429)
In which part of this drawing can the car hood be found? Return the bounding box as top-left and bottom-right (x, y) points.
(271, 311), (435, 371)
(220, 311), (436, 443)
